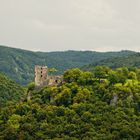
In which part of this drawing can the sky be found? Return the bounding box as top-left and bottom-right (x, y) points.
(0, 0), (140, 52)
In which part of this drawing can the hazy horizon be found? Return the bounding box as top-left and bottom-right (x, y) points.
(1, 45), (138, 53)
(0, 0), (140, 52)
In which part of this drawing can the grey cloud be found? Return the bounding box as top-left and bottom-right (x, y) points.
(0, 0), (140, 52)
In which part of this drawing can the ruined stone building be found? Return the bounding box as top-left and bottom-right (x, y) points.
(35, 65), (48, 86)
(35, 65), (62, 87)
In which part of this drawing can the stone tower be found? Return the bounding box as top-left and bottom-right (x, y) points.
(35, 65), (48, 86)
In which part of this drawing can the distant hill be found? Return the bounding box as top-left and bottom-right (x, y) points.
(0, 73), (25, 107)
(83, 53), (140, 71)
(0, 45), (136, 85)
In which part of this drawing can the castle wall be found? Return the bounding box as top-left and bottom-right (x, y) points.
(35, 65), (48, 86)
(48, 76), (63, 86)
(35, 65), (63, 87)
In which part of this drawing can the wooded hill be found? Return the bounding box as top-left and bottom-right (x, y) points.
(83, 53), (140, 71)
(0, 45), (136, 85)
(0, 67), (140, 139)
(0, 73), (25, 107)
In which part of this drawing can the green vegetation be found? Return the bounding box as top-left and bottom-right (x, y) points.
(83, 53), (140, 71)
(0, 67), (140, 139)
(0, 45), (136, 85)
(0, 73), (25, 107)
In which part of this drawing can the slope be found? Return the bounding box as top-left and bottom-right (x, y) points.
(83, 53), (140, 71)
(0, 73), (25, 107)
(0, 68), (140, 139)
(0, 45), (136, 85)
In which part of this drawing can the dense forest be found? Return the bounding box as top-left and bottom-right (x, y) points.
(0, 45), (136, 85)
(0, 66), (140, 139)
(83, 53), (140, 71)
(0, 73), (25, 108)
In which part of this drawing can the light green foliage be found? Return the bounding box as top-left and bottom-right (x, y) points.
(27, 82), (35, 92)
(94, 66), (110, 79)
(8, 114), (21, 129)
(49, 68), (58, 75)
(63, 68), (82, 83)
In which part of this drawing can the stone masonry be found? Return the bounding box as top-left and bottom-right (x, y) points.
(35, 65), (49, 86)
(35, 65), (62, 87)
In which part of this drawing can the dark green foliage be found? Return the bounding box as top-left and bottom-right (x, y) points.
(27, 82), (35, 92)
(0, 45), (136, 85)
(0, 67), (140, 139)
(0, 73), (25, 107)
(84, 53), (140, 71)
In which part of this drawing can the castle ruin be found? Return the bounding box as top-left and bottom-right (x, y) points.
(35, 65), (62, 87)
(35, 65), (48, 86)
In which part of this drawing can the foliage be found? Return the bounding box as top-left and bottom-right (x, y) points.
(49, 68), (58, 75)
(0, 67), (140, 139)
(0, 73), (25, 107)
(84, 53), (140, 71)
(27, 82), (35, 92)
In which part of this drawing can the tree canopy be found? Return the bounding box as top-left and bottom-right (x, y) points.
(0, 67), (140, 139)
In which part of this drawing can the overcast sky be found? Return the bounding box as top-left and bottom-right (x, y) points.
(0, 0), (140, 52)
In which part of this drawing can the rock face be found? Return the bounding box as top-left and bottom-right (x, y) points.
(35, 65), (62, 87)
(110, 94), (118, 106)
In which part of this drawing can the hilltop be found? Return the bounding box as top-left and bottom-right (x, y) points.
(0, 67), (140, 139)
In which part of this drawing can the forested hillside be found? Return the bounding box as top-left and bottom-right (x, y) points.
(0, 45), (136, 85)
(0, 73), (25, 107)
(83, 53), (140, 71)
(0, 67), (140, 139)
